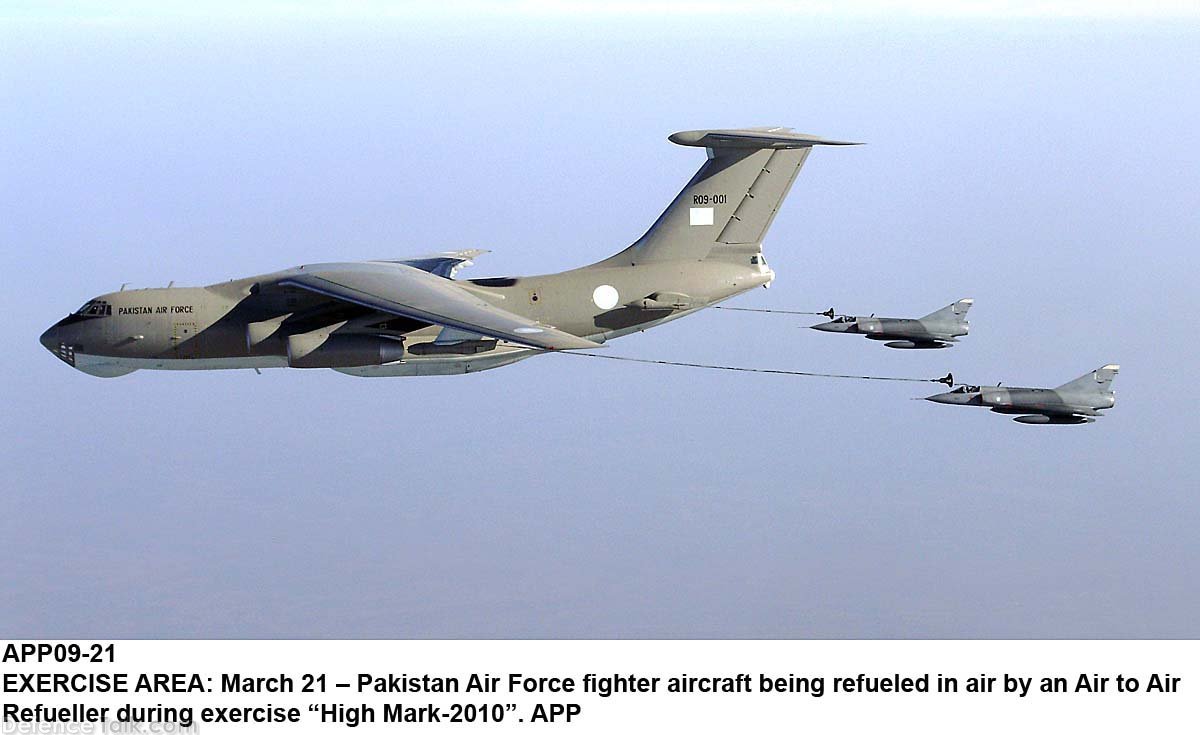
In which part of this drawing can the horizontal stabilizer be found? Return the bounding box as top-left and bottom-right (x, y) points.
(669, 127), (861, 149)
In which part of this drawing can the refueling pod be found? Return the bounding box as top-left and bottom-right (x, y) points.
(1013, 415), (1095, 425)
(878, 339), (952, 350)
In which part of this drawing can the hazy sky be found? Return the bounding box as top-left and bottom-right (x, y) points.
(2, 3), (1197, 638)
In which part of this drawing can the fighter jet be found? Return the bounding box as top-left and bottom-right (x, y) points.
(809, 299), (973, 349)
(40, 127), (857, 378)
(925, 365), (1119, 424)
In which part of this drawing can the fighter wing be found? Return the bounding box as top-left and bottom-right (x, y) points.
(989, 394), (1101, 418)
(1011, 404), (1101, 418)
(277, 261), (600, 351)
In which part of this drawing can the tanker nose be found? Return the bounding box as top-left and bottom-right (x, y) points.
(40, 324), (59, 352)
(40, 321), (80, 367)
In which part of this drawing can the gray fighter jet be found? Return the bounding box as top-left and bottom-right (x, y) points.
(40, 127), (857, 378)
(925, 365), (1119, 424)
(810, 299), (973, 349)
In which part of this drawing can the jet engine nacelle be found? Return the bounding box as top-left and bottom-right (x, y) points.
(286, 333), (405, 368)
(247, 316), (289, 348)
(1013, 415), (1094, 425)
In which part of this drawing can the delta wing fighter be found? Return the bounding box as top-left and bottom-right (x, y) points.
(925, 365), (1119, 424)
(40, 128), (857, 378)
(810, 299), (973, 349)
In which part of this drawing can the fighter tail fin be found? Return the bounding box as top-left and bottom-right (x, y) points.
(920, 298), (973, 322)
(1055, 364), (1120, 392)
(601, 128), (859, 266)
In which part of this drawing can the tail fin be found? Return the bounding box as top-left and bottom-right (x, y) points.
(1056, 364), (1120, 392)
(921, 298), (974, 322)
(606, 128), (859, 266)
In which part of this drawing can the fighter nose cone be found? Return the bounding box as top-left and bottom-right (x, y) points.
(925, 391), (966, 405)
(810, 322), (843, 333)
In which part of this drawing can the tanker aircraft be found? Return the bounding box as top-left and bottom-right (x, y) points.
(41, 128), (855, 378)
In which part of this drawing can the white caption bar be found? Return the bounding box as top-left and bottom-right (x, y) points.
(2, 641), (1196, 733)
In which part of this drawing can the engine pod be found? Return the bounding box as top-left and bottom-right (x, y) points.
(287, 333), (405, 368)
(247, 314), (290, 348)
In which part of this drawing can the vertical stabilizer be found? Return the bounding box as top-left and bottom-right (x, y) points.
(1056, 364), (1120, 393)
(605, 128), (859, 266)
(921, 298), (974, 322)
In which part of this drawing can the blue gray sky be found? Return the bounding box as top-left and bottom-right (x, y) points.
(2, 3), (1197, 637)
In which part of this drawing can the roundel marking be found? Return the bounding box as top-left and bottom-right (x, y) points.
(592, 284), (619, 310)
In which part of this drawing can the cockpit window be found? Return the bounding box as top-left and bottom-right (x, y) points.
(74, 300), (112, 318)
(832, 316), (853, 323)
